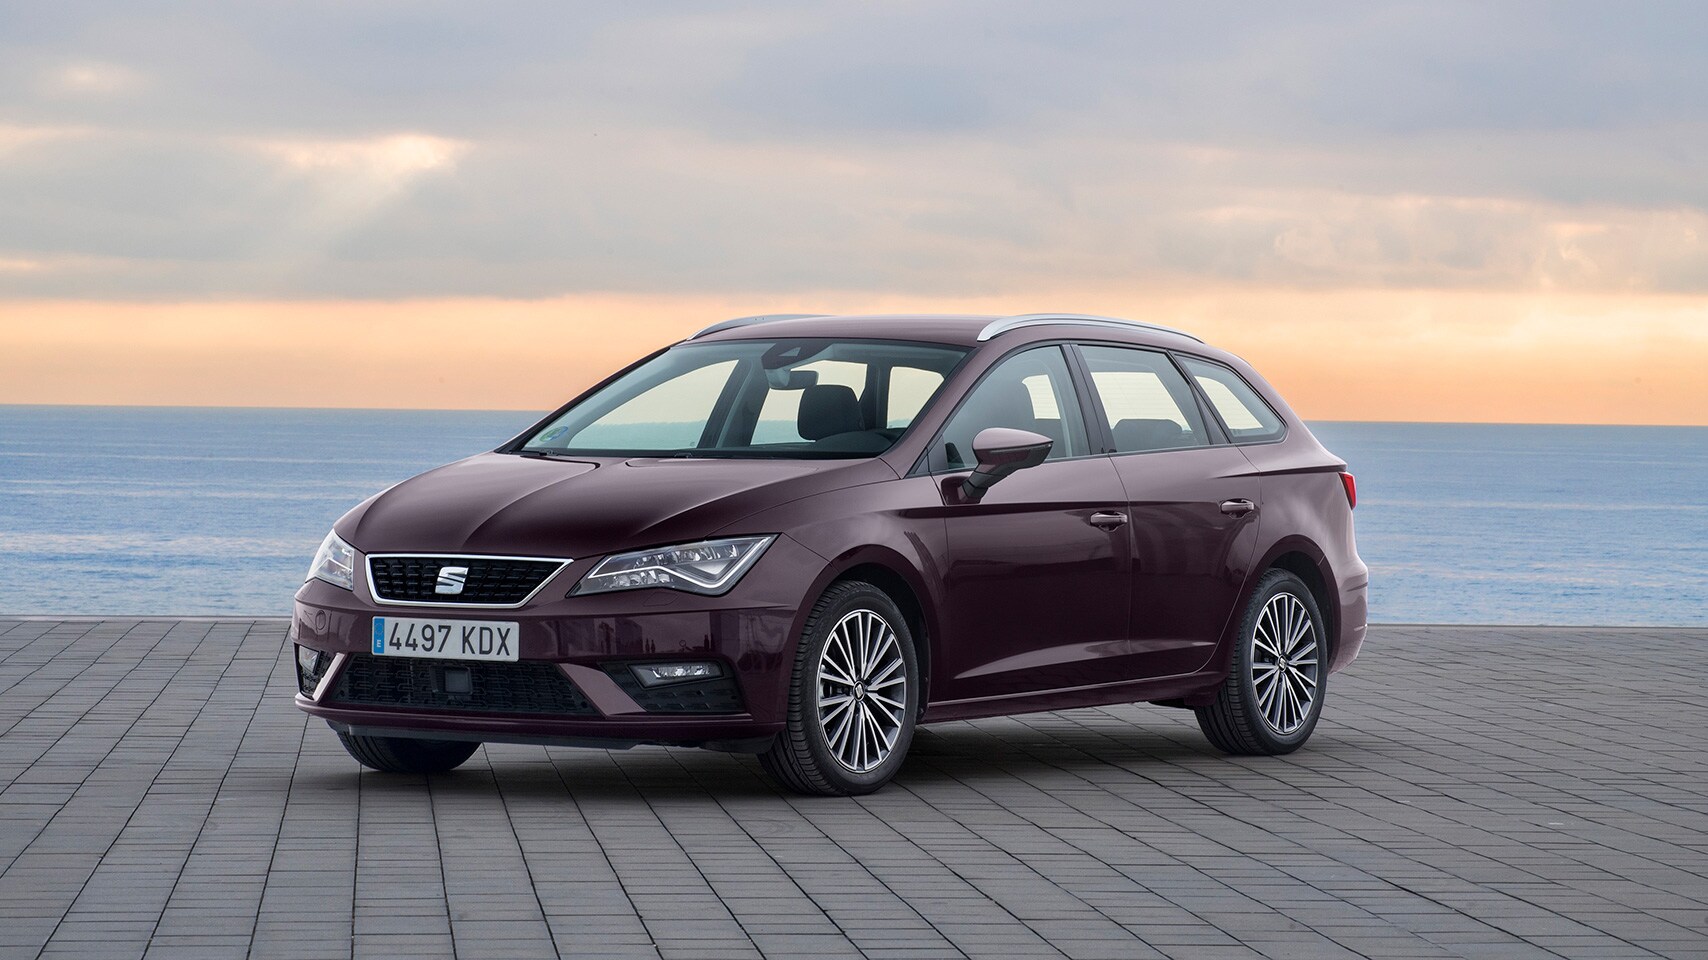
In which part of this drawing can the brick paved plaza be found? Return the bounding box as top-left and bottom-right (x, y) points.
(0, 619), (1704, 960)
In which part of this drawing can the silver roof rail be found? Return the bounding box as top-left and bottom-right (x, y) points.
(690, 314), (831, 339)
(976, 313), (1203, 343)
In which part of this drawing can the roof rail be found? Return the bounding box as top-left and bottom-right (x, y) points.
(976, 313), (1203, 343)
(690, 314), (831, 339)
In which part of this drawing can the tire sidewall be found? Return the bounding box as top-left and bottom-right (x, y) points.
(1237, 572), (1328, 752)
(795, 584), (920, 793)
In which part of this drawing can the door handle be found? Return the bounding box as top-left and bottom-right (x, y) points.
(1087, 511), (1128, 530)
(1220, 499), (1256, 517)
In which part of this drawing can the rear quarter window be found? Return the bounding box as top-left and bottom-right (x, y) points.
(1178, 356), (1286, 442)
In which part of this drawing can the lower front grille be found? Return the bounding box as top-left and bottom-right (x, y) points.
(329, 656), (597, 716)
(603, 665), (745, 714)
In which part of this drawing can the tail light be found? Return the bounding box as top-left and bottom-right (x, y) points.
(1339, 472), (1357, 509)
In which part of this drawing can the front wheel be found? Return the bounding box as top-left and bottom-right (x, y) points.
(337, 731), (480, 773)
(1196, 569), (1327, 755)
(760, 581), (919, 796)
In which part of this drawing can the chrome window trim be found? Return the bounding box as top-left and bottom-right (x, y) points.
(978, 313), (1203, 344)
(365, 553), (575, 609)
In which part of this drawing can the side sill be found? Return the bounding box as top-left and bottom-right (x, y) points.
(921, 668), (1224, 724)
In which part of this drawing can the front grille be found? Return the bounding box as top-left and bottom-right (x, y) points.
(329, 655), (597, 716)
(368, 556), (564, 605)
(604, 665), (745, 714)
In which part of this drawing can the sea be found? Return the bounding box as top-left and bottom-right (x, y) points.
(0, 406), (1703, 624)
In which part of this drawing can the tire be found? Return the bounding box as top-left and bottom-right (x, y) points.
(760, 581), (920, 796)
(337, 731), (480, 774)
(1196, 569), (1328, 756)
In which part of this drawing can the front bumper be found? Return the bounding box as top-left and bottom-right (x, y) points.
(291, 535), (826, 749)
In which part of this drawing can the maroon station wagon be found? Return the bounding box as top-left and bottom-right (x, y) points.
(292, 313), (1367, 795)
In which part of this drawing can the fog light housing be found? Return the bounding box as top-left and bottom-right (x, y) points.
(295, 644), (327, 694)
(629, 661), (721, 687)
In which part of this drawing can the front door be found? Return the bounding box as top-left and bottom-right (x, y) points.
(931, 345), (1135, 701)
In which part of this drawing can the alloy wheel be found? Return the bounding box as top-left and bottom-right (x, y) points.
(816, 609), (907, 773)
(1250, 592), (1320, 736)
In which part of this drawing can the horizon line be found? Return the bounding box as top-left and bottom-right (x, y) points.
(3, 400), (1705, 430)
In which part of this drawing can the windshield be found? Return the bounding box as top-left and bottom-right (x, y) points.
(517, 339), (968, 459)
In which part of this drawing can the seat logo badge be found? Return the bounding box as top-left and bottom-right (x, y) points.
(435, 566), (469, 596)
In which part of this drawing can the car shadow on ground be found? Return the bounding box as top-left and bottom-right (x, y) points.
(291, 716), (1366, 802)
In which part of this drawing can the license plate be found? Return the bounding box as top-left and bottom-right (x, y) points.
(371, 617), (520, 662)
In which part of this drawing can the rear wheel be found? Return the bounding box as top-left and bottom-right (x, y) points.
(760, 581), (919, 796)
(1196, 569), (1327, 755)
(337, 731), (480, 773)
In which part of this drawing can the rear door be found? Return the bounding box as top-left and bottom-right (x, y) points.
(1075, 343), (1264, 678)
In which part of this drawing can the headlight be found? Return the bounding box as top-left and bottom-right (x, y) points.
(571, 536), (776, 597)
(306, 530), (356, 591)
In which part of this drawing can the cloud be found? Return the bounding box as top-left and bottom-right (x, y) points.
(0, 123), (91, 154)
(255, 133), (467, 178)
(43, 61), (145, 97)
(0, 2), (1704, 300)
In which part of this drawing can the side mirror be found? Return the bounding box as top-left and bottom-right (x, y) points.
(960, 427), (1052, 503)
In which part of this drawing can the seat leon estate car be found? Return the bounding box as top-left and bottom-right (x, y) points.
(292, 312), (1367, 795)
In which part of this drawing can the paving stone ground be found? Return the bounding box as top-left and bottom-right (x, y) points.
(0, 619), (1704, 960)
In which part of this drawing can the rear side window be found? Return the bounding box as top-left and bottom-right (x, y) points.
(1178, 356), (1286, 442)
(1079, 345), (1209, 453)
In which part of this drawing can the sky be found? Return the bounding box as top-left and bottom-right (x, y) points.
(1, 2), (1705, 424)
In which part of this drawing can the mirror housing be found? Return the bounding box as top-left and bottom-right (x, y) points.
(959, 427), (1052, 503)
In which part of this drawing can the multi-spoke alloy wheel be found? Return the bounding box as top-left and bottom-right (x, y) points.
(816, 609), (908, 774)
(1249, 592), (1320, 736)
(761, 581), (919, 795)
(1195, 569), (1327, 755)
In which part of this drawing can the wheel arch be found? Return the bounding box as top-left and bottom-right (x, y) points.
(1267, 548), (1337, 666)
(1214, 536), (1339, 676)
(790, 545), (941, 713)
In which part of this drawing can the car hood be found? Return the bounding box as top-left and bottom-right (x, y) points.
(338, 452), (893, 559)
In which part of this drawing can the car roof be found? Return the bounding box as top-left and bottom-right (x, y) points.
(686, 312), (1206, 350)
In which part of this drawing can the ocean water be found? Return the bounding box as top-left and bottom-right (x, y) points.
(0, 406), (1703, 624)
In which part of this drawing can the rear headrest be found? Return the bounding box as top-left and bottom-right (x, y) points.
(1112, 418), (1186, 451)
(798, 384), (862, 440)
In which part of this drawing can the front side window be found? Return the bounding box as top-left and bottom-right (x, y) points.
(1079, 345), (1209, 453)
(1178, 356), (1286, 442)
(521, 339), (967, 459)
(933, 346), (1090, 470)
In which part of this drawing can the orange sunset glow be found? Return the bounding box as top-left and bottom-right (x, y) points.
(2, 6), (1705, 424)
(3, 291), (1706, 425)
